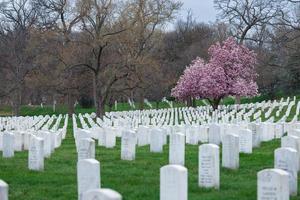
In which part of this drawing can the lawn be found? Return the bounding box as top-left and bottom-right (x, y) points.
(1, 94), (299, 117)
(0, 96), (300, 199)
(0, 119), (298, 200)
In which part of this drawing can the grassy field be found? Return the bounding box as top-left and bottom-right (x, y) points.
(1, 94), (298, 117)
(0, 119), (299, 200)
(0, 96), (300, 199)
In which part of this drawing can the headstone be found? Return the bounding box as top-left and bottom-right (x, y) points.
(186, 126), (199, 145)
(28, 136), (44, 171)
(257, 169), (289, 200)
(77, 159), (101, 200)
(169, 133), (185, 165)
(76, 129), (91, 150)
(275, 123), (285, 138)
(198, 144), (220, 189)
(82, 188), (122, 200)
(14, 131), (24, 151)
(208, 124), (221, 145)
(54, 131), (62, 148)
(222, 134), (239, 169)
(50, 131), (56, 152)
(281, 135), (300, 171)
(98, 128), (106, 146)
(274, 147), (298, 196)
(23, 133), (31, 150)
(121, 130), (136, 160)
(3, 132), (14, 158)
(0, 132), (3, 151)
(160, 165), (187, 200)
(257, 123), (267, 142)
(289, 129), (300, 138)
(105, 128), (116, 148)
(78, 138), (95, 160)
(238, 129), (253, 154)
(137, 126), (149, 146)
(199, 126), (209, 143)
(42, 131), (52, 158)
(0, 180), (8, 200)
(150, 128), (164, 153)
(251, 123), (261, 148)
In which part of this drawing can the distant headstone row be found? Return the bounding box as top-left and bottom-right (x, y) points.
(0, 114), (68, 171)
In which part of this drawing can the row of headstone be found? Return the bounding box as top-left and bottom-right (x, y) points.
(0, 115), (68, 171)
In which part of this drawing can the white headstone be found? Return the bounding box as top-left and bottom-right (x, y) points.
(0, 180), (8, 200)
(78, 138), (95, 161)
(198, 144), (220, 189)
(121, 130), (136, 160)
(105, 128), (116, 148)
(169, 133), (185, 166)
(281, 135), (300, 171)
(199, 126), (209, 143)
(14, 132), (24, 151)
(274, 147), (298, 196)
(28, 136), (44, 171)
(208, 124), (221, 145)
(98, 128), (105, 146)
(0, 132), (3, 151)
(186, 126), (199, 145)
(41, 131), (52, 158)
(77, 159), (101, 200)
(222, 134), (239, 169)
(238, 129), (253, 154)
(76, 129), (91, 150)
(150, 128), (164, 153)
(275, 123), (285, 138)
(23, 133), (31, 150)
(257, 169), (289, 200)
(137, 126), (149, 146)
(249, 123), (260, 147)
(289, 129), (300, 138)
(160, 165), (187, 200)
(82, 188), (122, 200)
(3, 132), (14, 158)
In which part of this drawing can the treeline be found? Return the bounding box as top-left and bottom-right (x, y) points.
(0, 0), (299, 116)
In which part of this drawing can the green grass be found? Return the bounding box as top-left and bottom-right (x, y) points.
(0, 120), (299, 200)
(2, 94), (298, 117)
(0, 95), (300, 199)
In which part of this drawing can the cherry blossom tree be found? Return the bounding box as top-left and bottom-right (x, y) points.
(171, 37), (258, 110)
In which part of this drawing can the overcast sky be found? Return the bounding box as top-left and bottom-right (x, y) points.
(179, 0), (217, 23)
(166, 0), (218, 30)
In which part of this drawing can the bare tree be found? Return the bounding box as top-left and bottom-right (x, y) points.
(116, 0), (181, 109)
(32, 0), (89, 116)
(214, 0), (285, 44)
(0, 0), (38, 115)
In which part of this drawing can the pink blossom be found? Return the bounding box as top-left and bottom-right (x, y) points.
(172, 37), (258, 105)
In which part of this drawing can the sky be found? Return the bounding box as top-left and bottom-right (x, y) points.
(179, 0), (218, 23)
(166, 0), (218, 30)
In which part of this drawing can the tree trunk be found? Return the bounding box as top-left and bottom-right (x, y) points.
(139, 91), (144, 110)
(235, 96), (241, 104)
(186, 97), (192, 107)
(93, 73), (106, 118)
(192, 98), (197, 107)
(96, 95), (105, 118)
(67, 91), (75, 117)
(208, 98), (221, 111)
(92, 74), (97, 108)
(13, 86), (22, 116)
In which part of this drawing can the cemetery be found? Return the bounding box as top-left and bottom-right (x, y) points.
(1, 0), (300, 199)
(0, 96), (299, 199)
